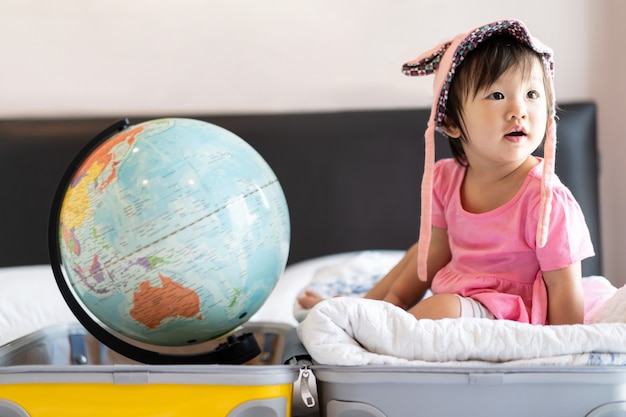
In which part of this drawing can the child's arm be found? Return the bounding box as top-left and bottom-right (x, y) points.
(542, 262), (584, 324)
(373, 227), (451, 310)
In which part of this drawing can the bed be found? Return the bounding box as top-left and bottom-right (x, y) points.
(3, 102), (625, 417)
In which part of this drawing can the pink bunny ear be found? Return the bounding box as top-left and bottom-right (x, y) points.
(402, 19), (557, 282)
(405, 33), (468, 282)
(416, 121), (436, 282)
(536, 112), (557, 248)
(402, 40), (453, 77)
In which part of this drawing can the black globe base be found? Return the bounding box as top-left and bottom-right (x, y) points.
(215, 332), (262, 364)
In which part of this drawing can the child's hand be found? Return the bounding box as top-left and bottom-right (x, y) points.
(297, 290), (327, 309)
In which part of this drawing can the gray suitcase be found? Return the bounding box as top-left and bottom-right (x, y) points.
(281, 329), (626, 417)
(311, 365), (626, 417)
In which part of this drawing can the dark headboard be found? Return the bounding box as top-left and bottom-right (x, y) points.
(0, 102), (601, 276)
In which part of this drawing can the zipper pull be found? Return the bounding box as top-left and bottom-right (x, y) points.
(299, 365), (316, 408)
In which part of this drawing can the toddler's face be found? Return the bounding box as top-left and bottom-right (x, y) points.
(454, 58), (548, 167)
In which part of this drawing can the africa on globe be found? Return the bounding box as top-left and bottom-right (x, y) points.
(51, 118), (290, 349)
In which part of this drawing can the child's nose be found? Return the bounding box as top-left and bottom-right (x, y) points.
(508, 99), (528, 120)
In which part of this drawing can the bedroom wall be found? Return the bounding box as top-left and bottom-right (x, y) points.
(0, 0), (596, 117)
(589, 0), (626, 287)
(2, 0), (625, 285)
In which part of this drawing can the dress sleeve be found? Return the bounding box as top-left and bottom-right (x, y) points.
(533, 185), (595, 272)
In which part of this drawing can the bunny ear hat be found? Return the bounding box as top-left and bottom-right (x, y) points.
(402, 20), (556, 281)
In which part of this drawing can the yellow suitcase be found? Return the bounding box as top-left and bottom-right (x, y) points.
(0, 364), (298, 417)
(0, 322), (302, 417)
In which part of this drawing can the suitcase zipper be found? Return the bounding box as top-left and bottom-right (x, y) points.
(299, 365), (316, 408)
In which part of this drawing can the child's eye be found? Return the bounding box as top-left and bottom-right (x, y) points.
(527, 90), (539, 99)
(488, 92), (505, 100)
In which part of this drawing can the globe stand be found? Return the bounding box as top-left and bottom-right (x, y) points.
(47, 118), (275, 365)
(215, 332), (262, 364)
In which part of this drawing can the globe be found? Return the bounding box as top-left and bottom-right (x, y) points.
(49, 118), (290, 362)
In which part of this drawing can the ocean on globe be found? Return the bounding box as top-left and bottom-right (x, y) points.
(55, 118), (290, 347)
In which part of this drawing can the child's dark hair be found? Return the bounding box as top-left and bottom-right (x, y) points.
(443, 34), (553, 166)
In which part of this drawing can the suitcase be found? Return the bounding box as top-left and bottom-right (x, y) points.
(311, 365), (626, 417)
(0, 322), (303, 417)
(0, 364), (298, 417)
(278, 325), (626, 417)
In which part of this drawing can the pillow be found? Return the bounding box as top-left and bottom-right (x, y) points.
(0, 265), (77, 346)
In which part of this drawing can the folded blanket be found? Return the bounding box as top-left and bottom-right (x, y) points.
(298, 276), (626, 366)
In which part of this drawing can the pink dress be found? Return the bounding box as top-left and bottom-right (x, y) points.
(430, 159), (595, 324)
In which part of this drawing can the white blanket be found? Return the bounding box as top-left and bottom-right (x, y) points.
(298, 277), (626, 366)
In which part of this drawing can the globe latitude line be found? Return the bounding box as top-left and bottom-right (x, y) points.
(81, 178), (282, 281)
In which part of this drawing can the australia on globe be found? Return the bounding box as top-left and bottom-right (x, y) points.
(54, 118), (290, 347)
